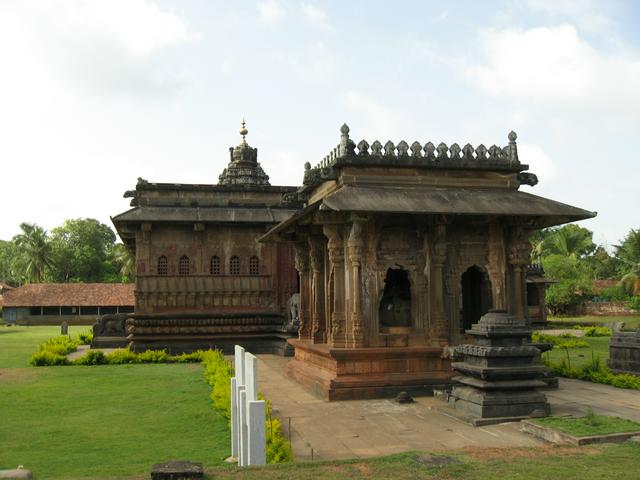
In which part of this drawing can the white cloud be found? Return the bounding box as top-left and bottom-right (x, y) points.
(518, 143), (558, 184)
(464, 25), (640, 115)
(525, 0), (613, 34)
(345, 91), (406, 140)
(257, 0), (285, 24)
(301, 3), (332, 31)
(0, 0), (199, 95)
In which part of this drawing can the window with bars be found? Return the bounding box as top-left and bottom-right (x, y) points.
(249, 256), (259, 275)
(157, 256), (168, 275)
(229, 256), (240, 275)
(179, 255), (190, 276)
(210, 256), (221, 275)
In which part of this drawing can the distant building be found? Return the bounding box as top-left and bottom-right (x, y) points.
(1, 283), (134, 325)
(0, 283), (14, 313)
(111, 123), (302, 354)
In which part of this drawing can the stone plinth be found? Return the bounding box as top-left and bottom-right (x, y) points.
(286, 339), (452, 401)
(127, 313), (294, 355)
(449, 310), (550, 420)
(91, 313), (129, 349)
(608, 331), (640, 375)
(150, 461), (203, 480)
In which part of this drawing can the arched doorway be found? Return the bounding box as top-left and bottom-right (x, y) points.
(460, 266), (492, 332)
(379, 267), (412, 330)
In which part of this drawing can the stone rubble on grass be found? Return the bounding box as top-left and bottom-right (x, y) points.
(0, 465), (33, 479)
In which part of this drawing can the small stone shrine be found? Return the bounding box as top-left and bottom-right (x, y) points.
(608, 329), (640, 375)
(261, 124), (595, 400)
(449, 309), (550, 421)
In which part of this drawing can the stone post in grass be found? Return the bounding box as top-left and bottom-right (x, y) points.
(231, 345), (266, 466)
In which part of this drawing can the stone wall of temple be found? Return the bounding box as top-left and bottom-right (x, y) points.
(133, 223), (296, 315)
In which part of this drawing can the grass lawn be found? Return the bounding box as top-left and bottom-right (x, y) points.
(533, 415), (640, 437)
(0, 325), (89, 368)
(202, 444), (640, 480)
(0, 326), (230, 479)
(543, 336), (610, 370)
(549, 315), (640, 330)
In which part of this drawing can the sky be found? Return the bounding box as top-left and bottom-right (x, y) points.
(1, 0), (638, 248)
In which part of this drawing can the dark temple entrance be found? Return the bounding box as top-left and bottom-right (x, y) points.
(460, 266), (492, 332)
(379, 267), (411, 330)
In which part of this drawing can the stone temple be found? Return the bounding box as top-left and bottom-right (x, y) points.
(112, 122), (302, 354)
(112, 122), (595, 409)
(261, 125), (595, 401)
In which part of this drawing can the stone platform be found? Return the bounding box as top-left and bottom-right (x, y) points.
(285, 339), (452, 401)
(127, 313), (294, 355)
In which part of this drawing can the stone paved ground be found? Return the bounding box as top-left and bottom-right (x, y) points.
(256, 355), (640, 461)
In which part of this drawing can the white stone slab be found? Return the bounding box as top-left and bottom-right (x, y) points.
(245, 353), (258, 402)
(247, 400), (266, 465)
(230, 377), (238, 458)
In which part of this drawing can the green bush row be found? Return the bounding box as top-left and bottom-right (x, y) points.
(201, 350), (293, 463)
(532, 332), (589, 349)
(544, 356), (640, 390)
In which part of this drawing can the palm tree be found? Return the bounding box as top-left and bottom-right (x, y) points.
(111, 243), (135, 281)
(542, 225), (595, 259)
(13, 223), (52, 283)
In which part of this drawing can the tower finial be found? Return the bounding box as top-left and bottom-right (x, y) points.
(240, 118), (248, 142)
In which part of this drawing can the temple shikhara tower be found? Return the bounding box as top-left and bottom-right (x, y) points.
(112, 123), (302, 354)
(261, 125), (595, 401)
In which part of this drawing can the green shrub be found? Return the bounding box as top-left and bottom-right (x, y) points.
(599, 286), (631, 302)
(629, 296), (640, 312)
(38, 336), (79, 355)
(74, 350), (107, 365)
(106, 348), (139, 364)
(29, 351), (70, 366)
(77, 330), (93, 345)
(136, 349), (170, 363)
(582, 326), (612, 337)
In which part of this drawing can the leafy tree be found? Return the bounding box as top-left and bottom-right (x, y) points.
(13, 223), (52, 283)
(584, 246), (619, 280)
(49, 218), (117, 283)
(0, 240), (23, 285)
(543, 254), (593, 315)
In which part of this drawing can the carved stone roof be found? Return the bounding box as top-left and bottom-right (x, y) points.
(260, 185), (597, 241)
(218, 121), (271, 187)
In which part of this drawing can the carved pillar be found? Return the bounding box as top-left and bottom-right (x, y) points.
(324, 225), (347, 348)
(487, 222), (507, 310)
(508, 228), (531, 323)
(309, 235), (326, 344)
(431, 224), (449, 343)
(348, 219), (365, 348)
(294, 241), (311, 340)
